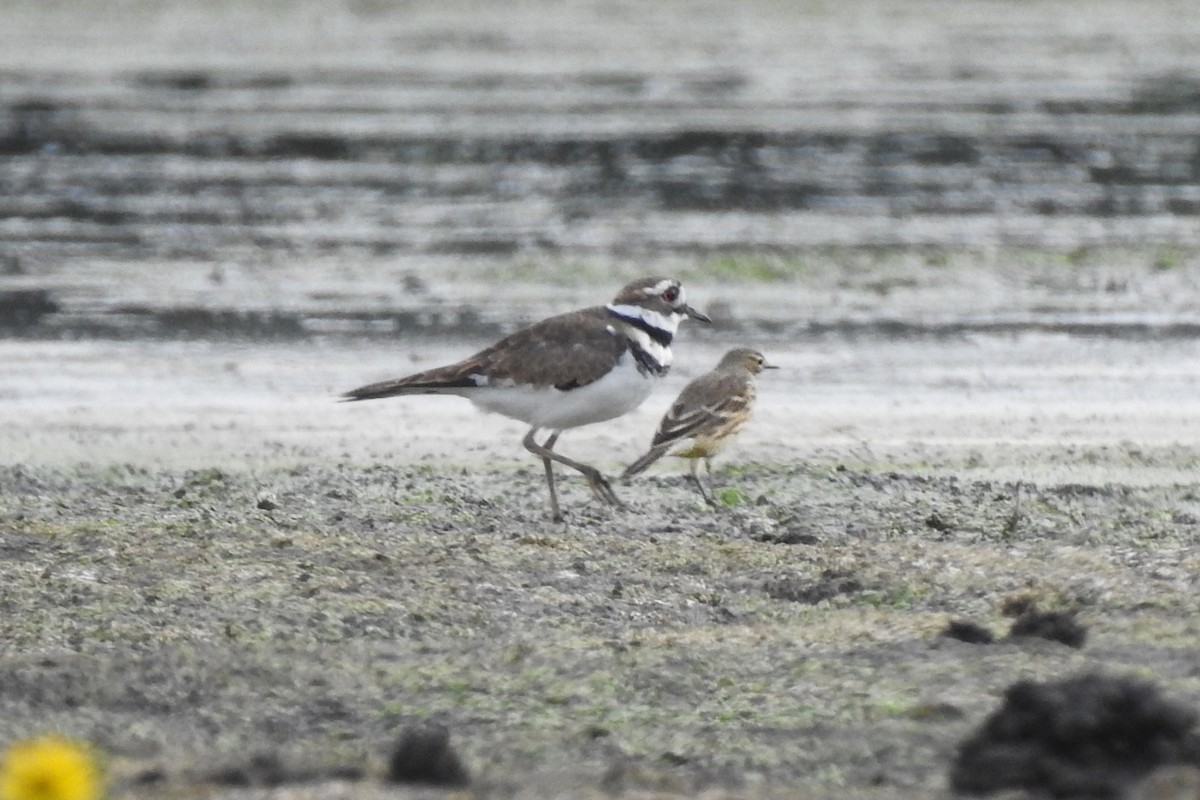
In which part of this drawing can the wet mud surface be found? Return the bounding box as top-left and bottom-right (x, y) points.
(4, 1), (1200, 798)
(3, 457), (1200, 799)
(4, 0), (1200, 340)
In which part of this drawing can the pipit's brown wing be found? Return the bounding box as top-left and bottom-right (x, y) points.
(649, 371), (753, 446)
(622, 371), (752, 477)
(343, 307), (628, 400)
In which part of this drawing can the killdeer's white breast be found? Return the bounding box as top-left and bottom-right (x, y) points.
(469, 350), (654, 430)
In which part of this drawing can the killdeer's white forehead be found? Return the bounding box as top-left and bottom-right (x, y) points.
(639, 279), (682, 302)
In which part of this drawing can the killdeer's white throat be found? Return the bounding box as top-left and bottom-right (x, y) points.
(344, 277), (710, 521)
(622, 347), (775, 506)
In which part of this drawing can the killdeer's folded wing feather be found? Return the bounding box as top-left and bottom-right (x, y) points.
(342, 307), (628, 401)
(472, 307), (628, 390)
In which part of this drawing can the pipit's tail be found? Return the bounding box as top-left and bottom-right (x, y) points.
(621, 444), (671, 480)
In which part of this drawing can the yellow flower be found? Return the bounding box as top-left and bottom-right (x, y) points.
(0, 736), (102, 800)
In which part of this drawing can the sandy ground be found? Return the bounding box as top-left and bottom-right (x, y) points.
(4, 330), (1200, 487)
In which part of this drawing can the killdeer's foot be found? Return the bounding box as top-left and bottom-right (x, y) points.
(582, 468), (626, 510)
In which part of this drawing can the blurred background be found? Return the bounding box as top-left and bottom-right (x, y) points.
(3, 0), (1200, 340)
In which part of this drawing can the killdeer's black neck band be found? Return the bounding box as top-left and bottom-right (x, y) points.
(628, 340), (669, 377)
(607, 307), (673, 349)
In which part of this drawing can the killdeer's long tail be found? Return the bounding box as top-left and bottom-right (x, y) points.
(342, 367), (478, 401)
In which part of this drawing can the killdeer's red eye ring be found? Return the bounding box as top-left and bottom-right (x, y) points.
(662, 285), (679, 303)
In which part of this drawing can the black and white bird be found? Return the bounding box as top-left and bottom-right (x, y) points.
(343, 277), (711, 521)
(622, 347), (775, 505)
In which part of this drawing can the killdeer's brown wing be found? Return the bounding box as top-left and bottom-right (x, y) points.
(343, 307), (628, 400)
(650, 371), (753, 447)
(469, 306), (629, 390)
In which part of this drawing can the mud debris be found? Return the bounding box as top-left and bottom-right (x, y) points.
(951, 673), (1200, 798)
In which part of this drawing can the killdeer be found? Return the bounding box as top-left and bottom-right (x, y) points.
(622, 347), (776, 505)
(343, 277), (711, 521)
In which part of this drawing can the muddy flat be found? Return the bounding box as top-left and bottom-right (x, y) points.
(3, 1), (1200, 798)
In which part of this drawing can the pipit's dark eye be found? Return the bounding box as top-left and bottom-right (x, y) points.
(662, 285), (679, 303)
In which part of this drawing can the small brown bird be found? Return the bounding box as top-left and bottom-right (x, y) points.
(342, 277), (710, 522)
(622, 347), (776, 505)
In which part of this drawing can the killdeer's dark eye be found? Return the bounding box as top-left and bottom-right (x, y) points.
(662, 285), (680, 303)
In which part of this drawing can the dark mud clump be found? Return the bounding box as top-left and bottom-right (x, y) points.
(939, 619), (996, 645)
(386, 725), (470, 788)
(1007, 609), (1088, 649)
(950, 672), (1200, 797)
